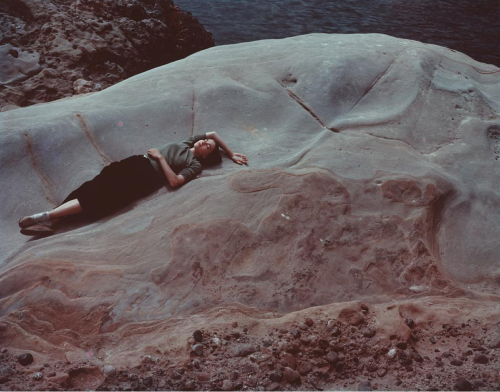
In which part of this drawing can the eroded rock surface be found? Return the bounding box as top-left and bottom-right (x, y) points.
(0, 0), (214, 110)
(0, 34), (499, 390)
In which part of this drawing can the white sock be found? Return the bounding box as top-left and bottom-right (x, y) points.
(31, 211), (51, 223)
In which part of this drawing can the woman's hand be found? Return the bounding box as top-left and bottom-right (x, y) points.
(147, 148), (163, 160)
(231, 153), (248, 165)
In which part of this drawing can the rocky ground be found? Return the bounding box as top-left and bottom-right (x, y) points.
(1, 303), (499, 391)
(0, 0), (214, 110)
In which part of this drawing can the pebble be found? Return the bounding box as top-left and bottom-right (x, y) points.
(266, 382), (280, 391)
(222, 379), (233, 391)
(0, 377), (10, 385)
(366, 363), (378, 372)
(285, 342), (300, 354)
(299, 323), (308, 331)
(102, 365), (116, 377)
(488, 335), (500, 349)
(232, 322), (238, 328)
(18, 353), (34, 366)
(33, 372), (43, 381)
(360, 303), (369, 312)
(290, 328), (301, 338)
(454, 379), (472, 391)
(297, 361), (312, 375)
(305, 318), (314, 327)
(193, 330), (203, 342)
(430, 336), (436, 344)
(358, 380), (372, 391)
(283, 367), (301, 384)
(269, 370), (283, 382)
(212, 337), (221, 346)
(282, 353), (297, 370)
(396, 342), (407, 350)
(278, 327), (288, 335)
(196, 372), (210, 382)
(377, 368), (387, 377)
(473, 353), (489, 364)
(192, 344), (204, 356)
(232, 331), (241, 339)
(350, 314), (365, 326)
(387, 348), (397, 360)
(142, 376), (153, 386)
(331, 326), (341, 337)
(450, 359), (463, 366)
(405, 317), (416, 329)
(300, 337), (311, 345)
(362, 328), (376, 338)
(326, 351), (339, 365)
(230, 343), (256, 357)
(413, 353), (423, 363)
(435, 360), (444, 367)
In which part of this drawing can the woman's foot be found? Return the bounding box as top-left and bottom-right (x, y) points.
(18, 216), (36, 228)
(18, 212), (50, 228)
(20, 223), (54, 236)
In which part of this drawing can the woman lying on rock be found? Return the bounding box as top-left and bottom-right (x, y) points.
(18, 132), (247, 235)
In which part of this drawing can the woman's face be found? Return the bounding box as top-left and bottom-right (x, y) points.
(194, 139), (216, 158)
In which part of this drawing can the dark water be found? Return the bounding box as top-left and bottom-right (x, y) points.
(175, 0), (500, 67)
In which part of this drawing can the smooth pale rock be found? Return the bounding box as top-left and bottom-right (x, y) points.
(0, 33), (499, 373)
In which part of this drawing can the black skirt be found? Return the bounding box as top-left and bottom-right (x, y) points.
(63, 155), (164, 219)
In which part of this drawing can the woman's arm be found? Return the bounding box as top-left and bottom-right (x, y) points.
(206, 131), (248, 165)
(147, 148), (185, 187)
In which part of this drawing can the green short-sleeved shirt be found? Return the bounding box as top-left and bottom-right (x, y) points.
(148, 134), (207, 183)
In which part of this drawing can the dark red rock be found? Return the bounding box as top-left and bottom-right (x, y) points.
(473, 353), (489, 364)
(283, 367), (301, 384)
(326, 351), (338, 364)
(269, 370), (282, 382)
(305, 318), (314, 327)
(331, 327), (341, 337)
(297, 361), (312, 375)
(450, 359), (463, 366)
(362, 327), (376, 338)
(18, 353), (34, 366)
(454, 379), (472, 391)
(193, 330), (203, 342)
(0, 0), (215, 110)
(396, 342), (407, 350)
(282, 353), (297, 370)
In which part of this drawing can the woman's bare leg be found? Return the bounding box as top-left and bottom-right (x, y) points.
(19, 199), (83, 228)
(48, 199), (83, 220)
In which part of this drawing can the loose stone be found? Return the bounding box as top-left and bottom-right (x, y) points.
(18, 353), (34, 366)
(232, 322), (238, 328)
(454, 379), (472, 391)
(283, 367), (301, 384)
(297, 361), (312, 375)
(331, 326), (341, 336)
(326, 351), (338, 364)
(405, 317), (416, 329)
(305, 318), (314, 327)
(33, 372), (43, 381)
(290, 328), (301, 338)
(473, 353), (488, 364)
(450, 359), (463, 366)
(102, 365), (116, 377)
(192, 344), (204, 356)
(358, 380), (372, 391)
(396, 342), (407, 350)
(362, 328), (376, 338)
(222, 379), (233, 391)
(269, 370), (283, 382)
(193, 330), (203, 342)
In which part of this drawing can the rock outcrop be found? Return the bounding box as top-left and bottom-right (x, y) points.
(0, 0), (214, 110)
(0, 34), (499, 390)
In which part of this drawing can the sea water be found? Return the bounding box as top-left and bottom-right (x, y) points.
(175, 0), (500, 67)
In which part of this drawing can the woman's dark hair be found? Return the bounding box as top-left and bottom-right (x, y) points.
(200, 142), (222, 167)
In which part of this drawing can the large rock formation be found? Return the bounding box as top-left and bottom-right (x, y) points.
(0, 34), (499, 390)
(0, 0), (214, 110)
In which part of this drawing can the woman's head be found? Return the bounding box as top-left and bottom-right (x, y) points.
(194, 139), (222, 166)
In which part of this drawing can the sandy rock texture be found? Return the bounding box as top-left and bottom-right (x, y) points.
(0, 0), (214, 111)
(0, 34), (499, 390)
